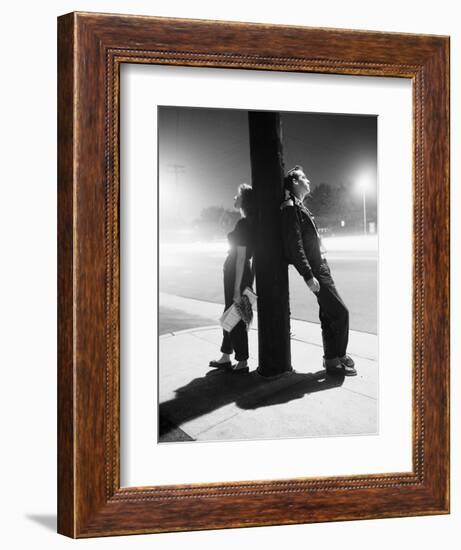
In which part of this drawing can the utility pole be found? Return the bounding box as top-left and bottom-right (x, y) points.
(167, 164), (185, 217)
(248, 111), (292, 378)
(169, 108), (185, 218)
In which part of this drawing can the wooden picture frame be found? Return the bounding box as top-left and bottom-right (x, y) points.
(57, 12), (450, 538)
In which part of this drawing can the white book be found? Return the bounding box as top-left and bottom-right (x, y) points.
(219, 287), (257, 332)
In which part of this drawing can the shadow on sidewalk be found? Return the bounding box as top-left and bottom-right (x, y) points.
(159, 369), (344, 440)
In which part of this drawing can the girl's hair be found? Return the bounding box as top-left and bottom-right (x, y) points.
(238, 183), (255, 218)
(284, 165), (304, 193)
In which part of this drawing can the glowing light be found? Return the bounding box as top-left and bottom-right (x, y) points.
(357, 173), (372, 193)
(355, 170), (375, 235)
(161, 241), (229, 254)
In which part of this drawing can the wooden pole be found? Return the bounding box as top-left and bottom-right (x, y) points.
(248, 111), (292, 377)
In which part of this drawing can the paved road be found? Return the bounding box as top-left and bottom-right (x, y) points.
(159, 243), (377, 335)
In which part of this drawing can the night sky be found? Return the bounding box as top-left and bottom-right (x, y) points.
(158, 106), (377, 227)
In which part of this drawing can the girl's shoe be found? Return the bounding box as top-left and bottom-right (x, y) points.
(209, 360), (232, 369)
(227, 361), (249, 374)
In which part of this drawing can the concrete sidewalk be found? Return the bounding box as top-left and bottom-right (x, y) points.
(159, 293), (378, 443)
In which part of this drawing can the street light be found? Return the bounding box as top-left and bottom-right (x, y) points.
(357, 175), (371, 235)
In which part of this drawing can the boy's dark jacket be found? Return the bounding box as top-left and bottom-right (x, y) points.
(280, 192), (323, 281)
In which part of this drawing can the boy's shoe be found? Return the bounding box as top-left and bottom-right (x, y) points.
(339, 354), (355, 369)
(324, 355), (357, 377)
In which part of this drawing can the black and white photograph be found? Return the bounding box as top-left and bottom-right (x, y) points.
(158, 106), (378, 443)
(2, 0), (454, 546)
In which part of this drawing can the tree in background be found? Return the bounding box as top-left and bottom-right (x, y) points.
(306, 182), (377, 234)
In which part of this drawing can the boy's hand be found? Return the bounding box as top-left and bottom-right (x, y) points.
(306, 276), (320, 294)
